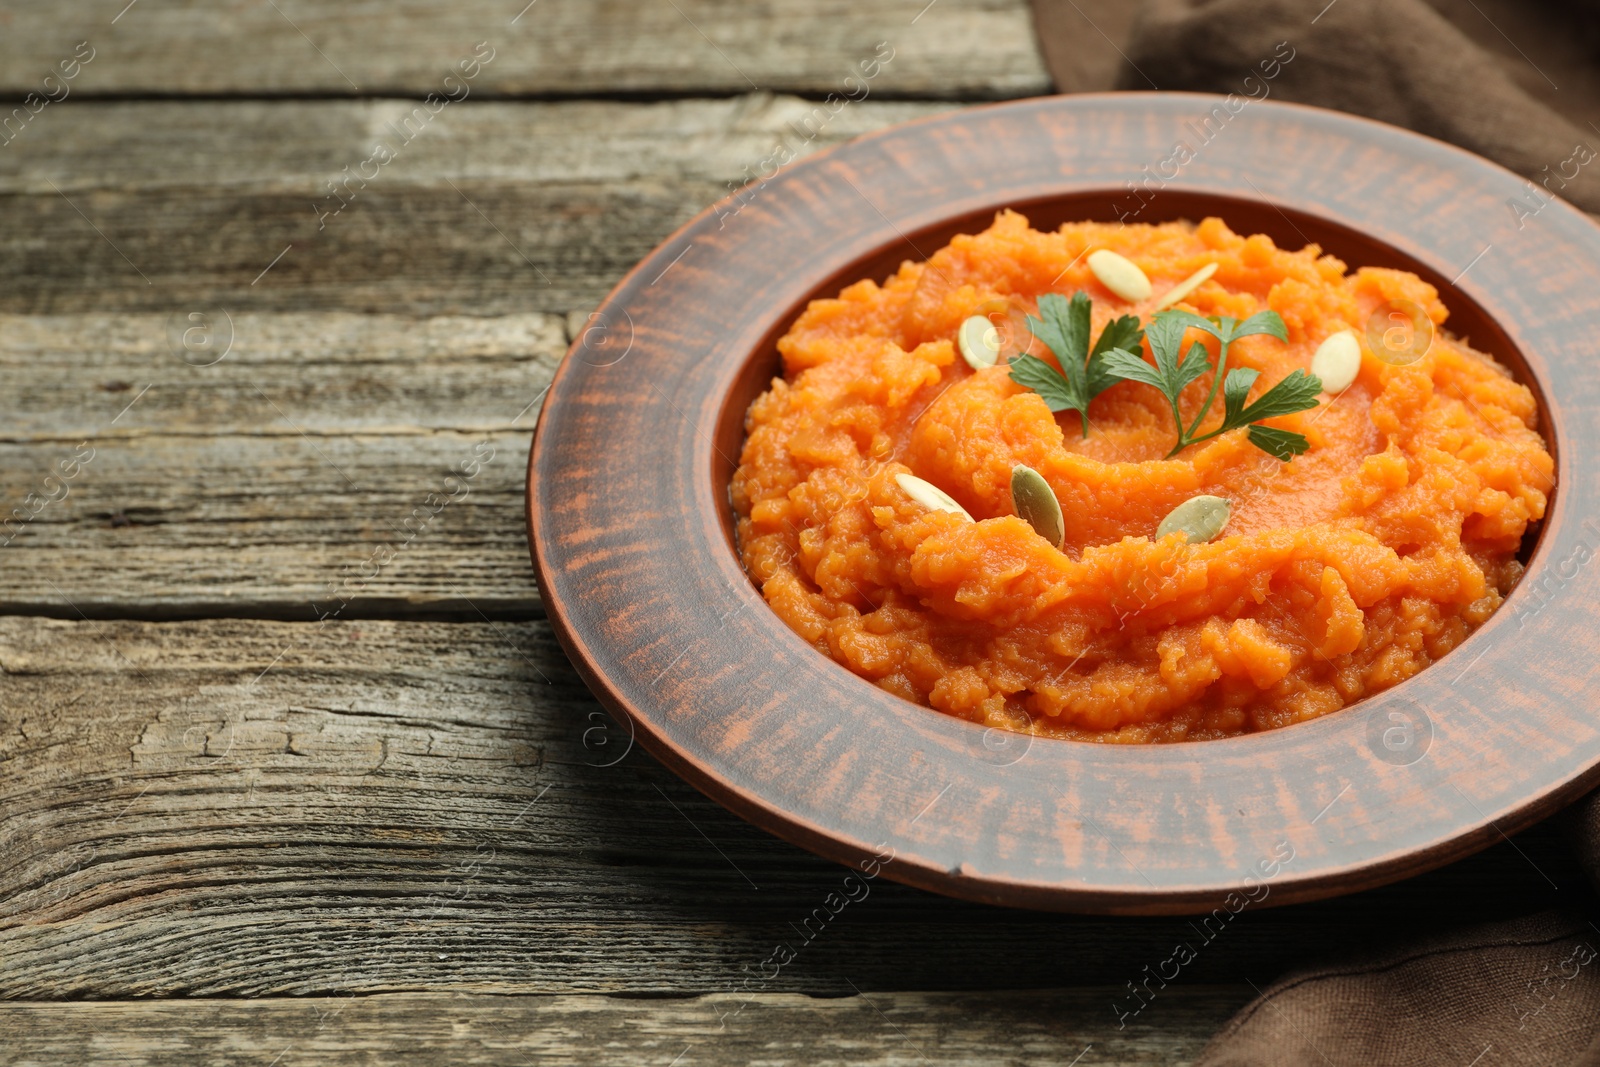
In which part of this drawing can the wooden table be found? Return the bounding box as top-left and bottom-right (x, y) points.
(0, 3), (1588, 1063)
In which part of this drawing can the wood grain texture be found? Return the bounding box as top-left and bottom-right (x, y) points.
(0, 95), (945, 614)
(0, 989), (1245, 1066)
(530, 93), (1599, 913)
(0, 311), (566, 439)
(0, 0), (1049, 100)
(0, 617), (1585, 998)
(0, 432), (536, 620)
(0, 96), (950, 315)
(0, 311), (558, 617)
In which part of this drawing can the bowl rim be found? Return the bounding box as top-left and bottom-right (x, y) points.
(528, 92), (1597, 913)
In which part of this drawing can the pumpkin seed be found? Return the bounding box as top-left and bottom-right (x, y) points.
(1310, 329), (1361, 394)
(958, 314), (1001, 370)
(1087, 249), (1153, 303)
(1152, 262), (1218, 311)
(1009, 464), (1064, 548)
(1156, 494), (1231, 544)
(895, 472), (973, 520)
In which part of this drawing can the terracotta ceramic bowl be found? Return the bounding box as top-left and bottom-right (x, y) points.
(528, 93), (1597, 914)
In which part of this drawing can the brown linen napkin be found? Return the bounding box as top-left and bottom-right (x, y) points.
(1197, 911), (1600, 1066)
(1026, 1), (1600, 1061)
(1032, 0), (1600, 214)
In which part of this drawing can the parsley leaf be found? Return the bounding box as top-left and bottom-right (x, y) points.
(1008, 292), (1144, 438)
(1030, 293), (1089, 379)
(1221, 367), (1260, 425)
(1151, 309), (1217, 347)
(1247, 424), (1311, 460)
(1007, 352), (1081, 413)
(1093, 314), (1145, 360)
(1209, 366), (1319, 458)
(1233, 310), (1290, 344)
(1234, 369), (1322, 425)
(1005, 294), (1315, 462)
(1170, 342), (1212, 395)
(1130, 306), (1318, 461)
(1087, 313), (1146, 398)
(1103, 340), (1206, 401)
(1099, 347), (1166, 393)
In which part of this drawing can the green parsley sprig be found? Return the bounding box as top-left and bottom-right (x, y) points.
(1005, 292), (1144, 438)
(1102, 308), (1320, 459)
(1007, 293), (1323, 461)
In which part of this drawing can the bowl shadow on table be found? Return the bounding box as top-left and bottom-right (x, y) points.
(549, 687), (1595, 999)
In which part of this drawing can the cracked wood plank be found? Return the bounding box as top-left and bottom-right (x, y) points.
(0, 617), (1581, 999)
(0, 0), (1049, 100)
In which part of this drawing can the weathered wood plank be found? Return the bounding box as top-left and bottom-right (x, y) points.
(0, 431), (538, 619)
(0, 94), (958, 616)
(0, 0), (1049, 100)
(0, 311), (558, 617)
(0, 989), (1245, 1066)
(0, 96), (950, 315)
(0, 96), (948, 194)
(0, 617), (1583, 998)
(0, 311), (565, 439)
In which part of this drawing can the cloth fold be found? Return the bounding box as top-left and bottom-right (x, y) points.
(1025, 1), (1600, 1060)
(1033, 0), (1600, 215)
(1198, 911), (1600, 1066)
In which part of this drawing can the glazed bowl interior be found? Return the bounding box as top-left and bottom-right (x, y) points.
(709, 187), (1558, 727)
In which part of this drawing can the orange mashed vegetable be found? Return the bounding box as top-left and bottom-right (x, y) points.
(732, 213), (1553, 742)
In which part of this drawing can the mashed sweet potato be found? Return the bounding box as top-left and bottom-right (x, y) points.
(732, 213), (1553, 742)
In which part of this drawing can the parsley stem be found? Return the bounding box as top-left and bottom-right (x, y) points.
(1183, 336), (1230, 442)
(1162, 335), (1231, 458)
(1184, 425), (1233, 447)
(1163, 399), (1187, 458)
(1164, 421), (1233, 458)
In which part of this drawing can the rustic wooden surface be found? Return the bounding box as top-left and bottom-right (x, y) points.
(1, 1), (1593, 1063)
(0, 97), (951, 315)
(1, 615), (1585, 1002)
(0, 0), (1050, 100)
(0, 310), (561, 617)
(1, 990), (1245, 1066)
